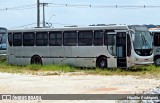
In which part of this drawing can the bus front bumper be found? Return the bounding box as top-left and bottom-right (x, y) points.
(135, 61), (154, 65)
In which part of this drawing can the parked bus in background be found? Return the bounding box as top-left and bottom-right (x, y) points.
(7, 25), (153, 68)
(149, 28), (160, 66)
(0, 27), (7, 58)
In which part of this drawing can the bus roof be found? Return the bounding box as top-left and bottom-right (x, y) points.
(8, 25), (130, 33)
(0, 27), (7, 33)
(149, 28), (160, 33)
(0, 27), (7, 30)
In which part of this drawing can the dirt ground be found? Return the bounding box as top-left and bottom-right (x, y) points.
(0, 72), (160, 103)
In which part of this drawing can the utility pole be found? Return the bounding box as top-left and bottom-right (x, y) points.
(37, 0), (40, 27)
(40, 3), (48, 27)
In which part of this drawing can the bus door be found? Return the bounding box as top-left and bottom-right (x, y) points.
(106, 32), (117, 68)
(116, 32), (128, 68)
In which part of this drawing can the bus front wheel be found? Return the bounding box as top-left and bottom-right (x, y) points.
(97, 57), (107, 68)
(155, 58), (160, 66)
(31, 55), (42, 65)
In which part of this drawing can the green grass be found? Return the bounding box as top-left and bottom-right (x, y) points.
(26, 64), (76, 72)
(0, 61), (76, 74)
(83, 65), (160, 77)
(0, 60), (160, 77)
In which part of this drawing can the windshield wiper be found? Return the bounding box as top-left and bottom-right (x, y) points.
(141, 34), (151, 49)
(140, 34), (145, 49)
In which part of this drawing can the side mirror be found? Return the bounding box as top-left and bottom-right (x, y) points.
(128, 29), (135, 41)
(0, 44), (2, 49)
(131, 33), (135, 41)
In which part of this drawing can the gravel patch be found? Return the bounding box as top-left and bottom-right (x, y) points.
(0, 72), (159, 103)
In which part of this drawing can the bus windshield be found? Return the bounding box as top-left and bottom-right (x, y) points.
(129, 25), (153, 56)
(134, 31), (152, 49)
(0, 28), (7, 50)
(1, 33), (6, 44)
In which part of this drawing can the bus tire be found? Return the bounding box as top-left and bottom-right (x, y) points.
(96, 57), (107, 68)
(155, 58), (160, 66)
(31, 55), (42, 65)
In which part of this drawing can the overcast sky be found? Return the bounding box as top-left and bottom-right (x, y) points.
(0, 0), (160, 29)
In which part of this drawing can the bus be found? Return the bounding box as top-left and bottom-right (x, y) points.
(7, 25), (153, 68)
(149, 29), (160, 66)
(0, 27), (7, 58)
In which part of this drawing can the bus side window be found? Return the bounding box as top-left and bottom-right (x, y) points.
(13, 33), (22, 46)
(8, 33), (13, 46)
(63, 31), (77, 46)
(94, 30), (104, 46)
(36, 32), (48, 46)
(107, 34), (116, 56)
(78, 31), (93, 46)
(23, 32), (35, 46)
(154, 33), (160, 46)
(104, 30), (115, 46)
(49, 31), (62, 46)
(1, 33), (6, 44)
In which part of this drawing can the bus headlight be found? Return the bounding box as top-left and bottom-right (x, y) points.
(150, 50), (153, 55)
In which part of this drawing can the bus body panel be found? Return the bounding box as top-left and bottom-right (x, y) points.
(153, 46), (160, 57)
(7, 25), (153, 68)
(132, 50), (153, 65)
(149, 29), (160, 65)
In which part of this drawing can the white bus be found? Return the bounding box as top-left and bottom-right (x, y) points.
(7, 25), (153, 68)
(149, 29), (160, 66)
(0, 27), (7, 57)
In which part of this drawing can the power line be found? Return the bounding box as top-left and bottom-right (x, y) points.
(4, 2), (160, 29)
(48, 3), (160, 8)
(1, 3), (160, 11)
(0, 4), (37, 11)
(10, 22), (37, 29)
(2, 3), (160, 11)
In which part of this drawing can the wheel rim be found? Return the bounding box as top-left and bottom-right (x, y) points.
(98, 58), (107, 68)
(100, 60), (106, 68)
(156, 59), (160, 66)
(35, 58), (40, 64)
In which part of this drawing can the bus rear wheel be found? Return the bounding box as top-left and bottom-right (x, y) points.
(97, 57), (107, 68)
(155, 58), (160, 66)
(31, 55), (42, 65)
